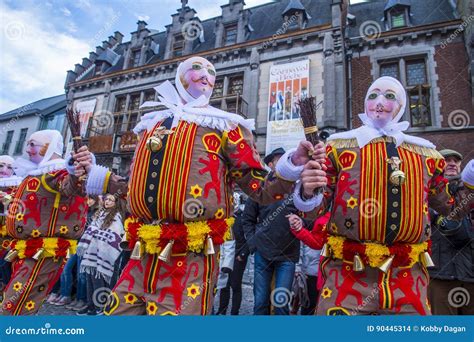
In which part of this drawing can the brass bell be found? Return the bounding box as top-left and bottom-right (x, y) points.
(33, 248), (44, 260)
(204, 236), (215, 256)
(389, 170), (406, 186)
(146, 136), (163, 152)
(158, 239), (174, 263)
(378, 255), (394, 273)
(4, 249), (18, 262)
(420, 251), (435, 268)
(320, 243), (330, 258)
(353, 254), (365, 272)
(119, 234), (131, 251)
(130, 241), (143, 260)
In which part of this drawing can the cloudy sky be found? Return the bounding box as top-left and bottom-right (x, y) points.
(0, 0), (366, 113)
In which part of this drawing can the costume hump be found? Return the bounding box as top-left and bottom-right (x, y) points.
(1, 130), (87, 315)
(292, 77), (474, 315)
(85, 57), (299, 315)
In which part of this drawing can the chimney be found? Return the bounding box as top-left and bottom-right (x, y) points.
(102, 40), (111, 49)
(82, 57), (92, 68)
(108, 35), (117, 46)
(114, 31), (124, 44)
(89, 51), (98, 62)
(96, 46), (105, 55)
(74, 63), (85, 74)
(137, 20), (148, 31)
(65, 70), (77, 85)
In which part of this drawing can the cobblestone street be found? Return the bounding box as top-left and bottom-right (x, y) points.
(38, 256), (255, 316)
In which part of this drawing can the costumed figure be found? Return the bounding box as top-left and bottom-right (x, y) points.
(74, 56), (325, 315)
(0, 156), (23, 292)
(0, 130), (88, 315)
(289, 76), (474, 315)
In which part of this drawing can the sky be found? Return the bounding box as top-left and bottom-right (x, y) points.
(0, 0), (367, 114)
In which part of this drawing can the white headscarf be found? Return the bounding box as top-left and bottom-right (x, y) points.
(0, 155), (22, 186)
(13, 130), (65, 177)
(134, 56), (255, 133)
(328, 76), (435, 148)
(0, 155), (14, 166)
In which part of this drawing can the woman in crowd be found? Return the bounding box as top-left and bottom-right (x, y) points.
(76, 194), (125, 315)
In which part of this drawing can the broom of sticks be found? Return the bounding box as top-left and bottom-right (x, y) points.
(297, 96), (323, 146)
(65, 107), (86, 181)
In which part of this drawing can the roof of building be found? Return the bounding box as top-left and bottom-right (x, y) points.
(0, 94), (66, 121)
(347, 0), (457, 38)
(72, 0), (458, 82)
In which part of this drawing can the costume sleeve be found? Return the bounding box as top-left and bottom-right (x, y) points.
(427, 158), (473, 220)
(44, 170), (85, 197)
(86, 165), (129, 197)
(293, 144), (338, 214)
(222, 125), (295, 206)
(291, 212), (329, 249)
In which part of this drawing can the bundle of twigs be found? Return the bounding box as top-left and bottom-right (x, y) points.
(298, 96), (324, 195)
(297, 96), (322, 145)
(65, 106), (85, 181)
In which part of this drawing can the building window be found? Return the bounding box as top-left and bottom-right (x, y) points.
(1, 131), (14, 154)
(378, 56), (431, 127)
(224, 24), (238, 46)
(14, 128), (28, 155)
(127, 94), (141, 131)
(212, 78), (224, 98)
(390, 10), (406, 28)
(406, 59), (427, 86)
(173, 34), (185, 57)
(380, 62), (400, 79)
(40, 112), (65, 131)
(115, 96), (127, 113)
(209, 73), (247, 116)
(406, 59), (430, 127)
(131, 50), (141, 67)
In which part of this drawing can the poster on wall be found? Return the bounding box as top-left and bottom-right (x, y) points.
(265, 59), (309, 154)
(74, 99), (97, 136)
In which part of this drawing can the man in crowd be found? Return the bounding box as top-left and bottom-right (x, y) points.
(242, 147), (301, 315)
(428, 149), (473, 315)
